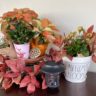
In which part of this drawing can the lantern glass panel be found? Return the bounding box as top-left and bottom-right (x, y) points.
(45, 73), (60, 88)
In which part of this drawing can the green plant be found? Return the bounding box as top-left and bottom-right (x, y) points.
(64, 25), (95, 57)
(7, 20), (36, 44)
(37, 34), (48, 44)
(65, 38), (90, 57)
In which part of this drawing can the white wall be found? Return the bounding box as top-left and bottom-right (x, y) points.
(0, 0), (96, 72)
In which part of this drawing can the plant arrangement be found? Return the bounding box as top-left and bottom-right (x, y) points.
(59, 25), (96, 83)
(0, 55), (47, 94)
(1, 8), (38, 44)
(1, 8), (60, 44)
(30, 18), (61, 57)
(46, 25), (96, 62)
(63, 25), (96, 60)
(0, 8), (63, 94)
(0, 8), (62, 58)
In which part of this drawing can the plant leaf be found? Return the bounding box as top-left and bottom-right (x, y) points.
(2, 78), (12, 90)
(42, 75), (47, 89)
(4, 72), (19, 78)
(12, 75), (21, 85)
(92, 55), (96, 63)
(87, 25), (94, 33)
(5, 60), (19, 73)
(20, 75), (31, 88)
(27, 83), (35, 94)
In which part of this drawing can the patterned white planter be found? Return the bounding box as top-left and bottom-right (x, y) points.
(14, 43), (29, 59)
(62, 56), (91, 83)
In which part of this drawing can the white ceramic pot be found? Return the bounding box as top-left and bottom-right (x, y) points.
(62, 56), (91, 83)
(14, 43), (29, 59)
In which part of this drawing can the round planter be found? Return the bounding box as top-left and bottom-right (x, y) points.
(14, 43), (29, 59)
(62, 56), (91, 83)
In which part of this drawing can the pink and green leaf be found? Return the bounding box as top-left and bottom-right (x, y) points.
(20, 75), (31, 88)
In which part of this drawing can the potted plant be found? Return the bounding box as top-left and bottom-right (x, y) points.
(62, 25), (96, 83)
(1, 8), (38, 59)
(1, 9), (61, 59)
(30, 18), (61, 59)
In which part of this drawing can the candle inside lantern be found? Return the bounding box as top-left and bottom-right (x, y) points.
(41, 61), (64, 88)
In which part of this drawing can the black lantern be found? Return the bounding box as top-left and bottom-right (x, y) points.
(41, 61), (64, 88)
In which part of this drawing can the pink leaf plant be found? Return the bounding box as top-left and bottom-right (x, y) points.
(0, 55), (47, 94)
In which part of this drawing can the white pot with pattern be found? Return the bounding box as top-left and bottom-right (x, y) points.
(62, 56), (91, 83)
(14, 43), (29, 59)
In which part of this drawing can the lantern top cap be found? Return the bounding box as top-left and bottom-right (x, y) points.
(41, 61), (64, 74)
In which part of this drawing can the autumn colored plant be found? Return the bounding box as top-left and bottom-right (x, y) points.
(1, 8), (39, 44)
(29, 18), (62, 49)
(1, 8), (61, 45)
(0, 8), (63, 59)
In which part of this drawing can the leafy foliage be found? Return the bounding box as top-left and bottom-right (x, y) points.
(1, 8), (61, 46)
(36, 34), (48, 44)
(65, 38), (90, 57)
(64, 25), (95, 57)
(0, 55), (47, 94)
(7, 20), (36, 44)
